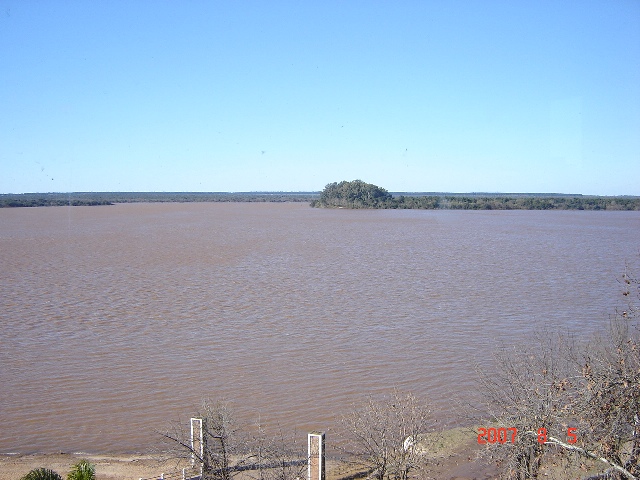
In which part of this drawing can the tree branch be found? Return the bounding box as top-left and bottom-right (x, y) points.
(536, 433), (638, 480)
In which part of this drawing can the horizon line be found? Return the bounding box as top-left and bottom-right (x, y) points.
(2, 191), (640, 198)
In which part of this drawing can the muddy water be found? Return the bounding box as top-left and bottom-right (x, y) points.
(0, 203), (638, 453)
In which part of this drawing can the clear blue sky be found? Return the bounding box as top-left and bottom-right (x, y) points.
(1, 1), (639, 195)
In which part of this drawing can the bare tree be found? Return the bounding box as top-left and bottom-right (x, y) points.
(476, 334), (577, 479)
(570, 313), (640, 478)
(341, 390), (432, 480)
(160, 399), (240, 480)
(477, 267), (640, 479)
(549, 268), (639, 479)
(245, 425), (306, 480)
(161, 400), (305, 480)
(620, 264), (640, 320)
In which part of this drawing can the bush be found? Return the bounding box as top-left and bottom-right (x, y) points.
(67, 460), (95, 480)
(20, 469), (63, 480)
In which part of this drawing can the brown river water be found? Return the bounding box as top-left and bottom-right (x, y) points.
(0, 202), (638, 454)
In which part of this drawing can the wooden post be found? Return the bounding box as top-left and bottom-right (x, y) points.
(308, 431), (325, 480)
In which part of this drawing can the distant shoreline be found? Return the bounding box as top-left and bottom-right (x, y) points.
(1, 191), (639, 210)
(0, 192), (319, 208)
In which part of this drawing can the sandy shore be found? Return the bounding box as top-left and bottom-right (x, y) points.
(0, 453), (193, 480)
(0, 428), (499, 480)
(0, 452), (496, 480)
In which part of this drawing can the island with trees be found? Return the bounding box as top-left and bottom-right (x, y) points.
(310, 180), (640, 210)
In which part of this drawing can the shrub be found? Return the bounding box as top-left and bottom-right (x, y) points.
(67, 460), (95, 480)
(20, 469), (63, 480)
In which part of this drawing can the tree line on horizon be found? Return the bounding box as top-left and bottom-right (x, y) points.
(0, 192), (316, 208)
(310, 180), (640, 210)
(1, 184), (639, 210)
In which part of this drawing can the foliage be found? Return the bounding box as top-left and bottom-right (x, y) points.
(341, 390), (432, 480)
(66, 460), (95, 480)
(0, 192), (317, 208)
(2, 189), (638, 210)
(309, 181), (640, 210)
(313, 180), (393, 208)
(19, 469), (63, 480)
(438, 195), (640, 210)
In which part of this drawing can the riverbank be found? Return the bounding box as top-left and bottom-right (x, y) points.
(0, 428), (499, 480)
(0, 453), (185, 480)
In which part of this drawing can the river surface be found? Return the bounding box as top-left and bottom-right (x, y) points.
(0, 202), (638, 453)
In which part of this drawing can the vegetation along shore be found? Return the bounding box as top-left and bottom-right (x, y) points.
(310, 180), (640, 210)
(2, 182), (639, 210)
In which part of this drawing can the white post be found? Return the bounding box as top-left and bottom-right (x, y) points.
(191, 417), (204, 476)
(307, 431), (325, 480)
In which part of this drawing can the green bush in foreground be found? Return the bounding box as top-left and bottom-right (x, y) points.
(19, 468), (63, 480)
(67, 460), (95, 480)
(19, 460), (95, 480)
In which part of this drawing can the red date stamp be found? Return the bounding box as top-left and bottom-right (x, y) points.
(478, 427), (578, 445)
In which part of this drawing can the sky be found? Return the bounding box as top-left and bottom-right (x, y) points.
(1, 1), (639, 195)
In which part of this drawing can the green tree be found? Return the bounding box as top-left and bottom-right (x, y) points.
(315, 180), (392, 208)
